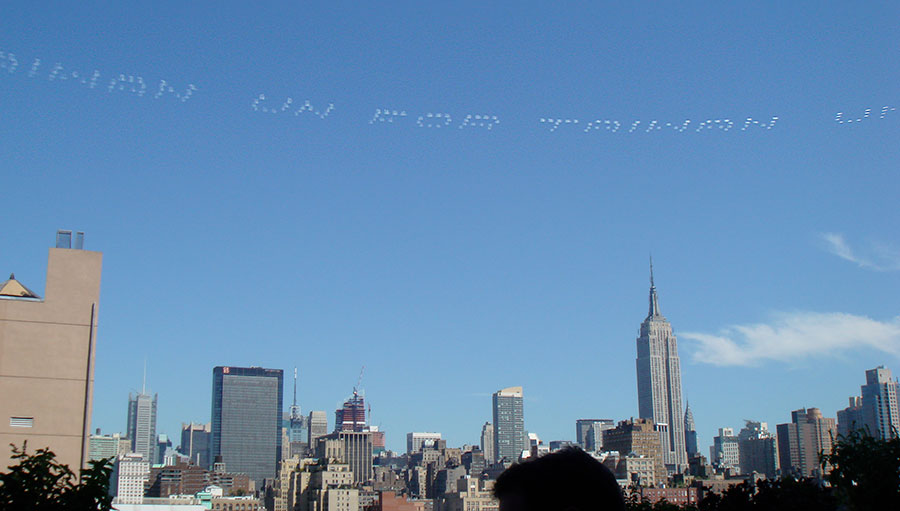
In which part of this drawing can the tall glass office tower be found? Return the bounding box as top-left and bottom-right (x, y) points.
(127, 391), (158, 462)
(211, 366), (283, 488)
(492, 386), (525, 462)
(636, 262), (688, 471)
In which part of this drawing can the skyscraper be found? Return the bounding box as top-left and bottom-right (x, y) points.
(179, 422), (211, 468)
(0, 234), (102, 471)
(737, 420), (777, 479)
(308, 411), (328, 447)
(635, 261), (688, 471)
(710, 428), (740, 472)
(776, 407), (836, 478)
(860, 366), (900, 440)
(684, 402), (698, 456)
(837, 397), (864, 438)
(480, 422), (495, 464)
(127, 389), (158, 462)
(211, 366), (283, 487)
(285, 368), (309, 457)
(575, 419), (613, 451)
(492, 386), (525, 462)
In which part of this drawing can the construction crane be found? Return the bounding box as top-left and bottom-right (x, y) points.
(353, 365), (365, 396)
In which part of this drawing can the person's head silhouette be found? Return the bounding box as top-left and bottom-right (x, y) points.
(493, 447), (625, 511)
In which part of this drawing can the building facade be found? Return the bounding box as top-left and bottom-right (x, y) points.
(635, 263), (688, 472)
(492, 386), (525, 462)
(0, 235), (102, 472)
(211, 366), (283, 488)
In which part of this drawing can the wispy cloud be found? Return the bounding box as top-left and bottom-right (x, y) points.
(821, 233), (900, 271)
(682, 312), (900, 366)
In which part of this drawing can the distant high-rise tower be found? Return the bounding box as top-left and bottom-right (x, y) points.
(837, 397), (864, 438)
(635, 260), (688, 471)
(481, 422), (495, 464)
(335, 393), (367, 432)
(575, 419), (613, 451)
(710, 427), (740, 471)
(285, 368), (308, 456)
(127, 388), (158, 462)
(179, 422), (211, 468)
(492, 386), (525, 462)
(211, 366), (283, 488)
(861, 366), (900, 440)
(737, 420), (777, 479)
(308, 411), (328, 447)
(684, 401), (698, 456)
(776, 407), (836, 478)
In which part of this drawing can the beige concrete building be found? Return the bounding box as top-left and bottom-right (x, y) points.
(434, 477), (498, 511)
(291, 459), (357, 511)
(0, 235), (102, 472)
(603, 418), (668, 484)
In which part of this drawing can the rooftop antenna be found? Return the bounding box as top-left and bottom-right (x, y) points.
(290, 367), (302, 420)
(649, 254), (655, 288)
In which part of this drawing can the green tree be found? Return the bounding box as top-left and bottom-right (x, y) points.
(822, 428), (900, 511)
(0, 442), (113, 510)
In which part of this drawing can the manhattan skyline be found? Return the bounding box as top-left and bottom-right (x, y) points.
(1, 1), (898, 455)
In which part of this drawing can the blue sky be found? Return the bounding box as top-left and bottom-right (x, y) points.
(2, 1), (899, 453)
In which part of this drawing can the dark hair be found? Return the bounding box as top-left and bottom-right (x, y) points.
(493, 447), (625, 511)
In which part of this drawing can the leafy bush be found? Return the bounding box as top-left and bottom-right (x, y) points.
(0, 442), (113, 510)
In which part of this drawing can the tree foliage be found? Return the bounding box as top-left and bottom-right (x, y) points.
(822, 428), (900, 511)
(626, 429), (899, 511)
(0, 442), (113, 510)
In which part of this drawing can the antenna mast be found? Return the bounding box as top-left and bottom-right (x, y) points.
(290, 367), (301, 419)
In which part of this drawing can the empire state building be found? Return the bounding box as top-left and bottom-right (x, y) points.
(636, 261), (688, 472)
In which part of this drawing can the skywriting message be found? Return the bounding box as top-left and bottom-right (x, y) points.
(0, 48), (197, 102)
(2, 46), (897, 136)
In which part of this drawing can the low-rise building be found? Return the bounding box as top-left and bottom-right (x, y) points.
(632, 487), (701, 506)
